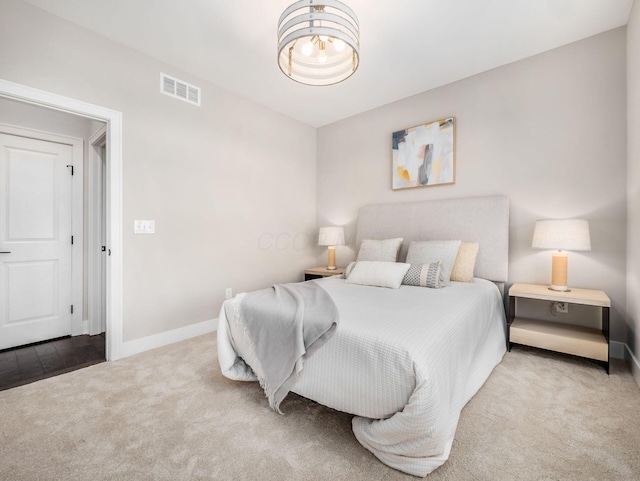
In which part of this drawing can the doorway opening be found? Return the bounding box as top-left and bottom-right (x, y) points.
(0, 78), (124, 365)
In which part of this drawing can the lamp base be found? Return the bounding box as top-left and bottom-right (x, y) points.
(550, 251), (569, 293)
(326, 246), (336, 270)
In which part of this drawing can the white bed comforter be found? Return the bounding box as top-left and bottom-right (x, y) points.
(217, 277), (506, 477)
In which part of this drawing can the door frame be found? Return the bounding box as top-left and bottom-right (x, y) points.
(0, 123), (84, 338)
(88, 125), (107, 336)
(0, 79), (124, 361)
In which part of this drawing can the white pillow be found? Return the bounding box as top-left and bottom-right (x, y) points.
(342, 261), (357, 279)
(405, 240), (461, 285)
(345, 261), (410, 289)
(356, 238), (403, 262)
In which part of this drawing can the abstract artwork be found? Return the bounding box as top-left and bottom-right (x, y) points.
(392, 117), (455, 190)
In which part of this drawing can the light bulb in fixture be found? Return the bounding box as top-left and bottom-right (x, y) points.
(319, 35), (329, 42)
(301, 40), (314, 56)
(318, 40), (327, 63)
(333, 38), (346, 52)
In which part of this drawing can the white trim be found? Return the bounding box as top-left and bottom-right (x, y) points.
(121, 318), (217, 358)
(0, 78), (124, 361)
(71, 139), (83, 336)
(0, 122), (81, 144)
(625, 344), (640, 389)
(88, 125), (107, 336)
(0, 122), (84, 338)
(611, 342), (640, 389)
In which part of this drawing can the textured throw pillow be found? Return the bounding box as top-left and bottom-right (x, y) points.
(405, 240), (461, 285)
(342, 261), (357, 279)
(450, 242), (479, 283)
(345, 261), (410, 289)
(356, 238), (403, 262)
(402, 262), (445, 288)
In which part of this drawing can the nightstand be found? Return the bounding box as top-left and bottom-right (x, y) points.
(508, 283), (610, 373)
(304, 267), (344, 281)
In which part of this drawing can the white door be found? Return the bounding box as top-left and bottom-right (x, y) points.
(0, 133), (73, 349)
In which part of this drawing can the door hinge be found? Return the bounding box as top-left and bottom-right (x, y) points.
(71, 305), (74, 314)
(66, 164), (74, 175)
(71, 235), (74, 245)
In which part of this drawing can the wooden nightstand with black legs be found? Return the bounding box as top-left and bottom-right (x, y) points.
(304, 267), (345, 281)
(508, 283), (610, 373)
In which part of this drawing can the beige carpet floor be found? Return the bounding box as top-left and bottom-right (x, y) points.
(0, 333), (638, 481)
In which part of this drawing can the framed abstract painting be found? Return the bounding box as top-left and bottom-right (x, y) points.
(392, 117), (456, 190)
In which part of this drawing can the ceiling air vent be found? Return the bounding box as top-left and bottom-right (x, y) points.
(160, 73), (201, 106)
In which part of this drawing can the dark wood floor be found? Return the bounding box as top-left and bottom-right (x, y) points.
(0, 333), (105, 391)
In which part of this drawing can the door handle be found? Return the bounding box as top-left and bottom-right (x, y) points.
(0, 251), (11, 254)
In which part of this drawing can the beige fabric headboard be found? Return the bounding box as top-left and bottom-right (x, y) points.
(355, 195), (509, 283)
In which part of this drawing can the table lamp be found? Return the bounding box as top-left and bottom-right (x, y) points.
(532, 219), (591, 292)
(318, 226), (345, 270)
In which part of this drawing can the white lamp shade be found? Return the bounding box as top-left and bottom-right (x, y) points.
(532, 219), (591, 251)
(318, 226), (345, 246)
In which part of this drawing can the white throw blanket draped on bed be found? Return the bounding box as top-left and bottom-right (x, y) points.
(218, 277), (506, 477)
(226, 281), (338, 413)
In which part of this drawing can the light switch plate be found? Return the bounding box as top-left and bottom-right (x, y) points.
(134, 220), (155, 234)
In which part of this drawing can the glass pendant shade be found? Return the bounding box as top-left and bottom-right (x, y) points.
(277, 0), (360, 86)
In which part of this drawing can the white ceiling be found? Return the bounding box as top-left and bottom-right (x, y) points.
(22, 0), (633, 127)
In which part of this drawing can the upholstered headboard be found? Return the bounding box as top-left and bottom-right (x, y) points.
(355, 195), (509, 283)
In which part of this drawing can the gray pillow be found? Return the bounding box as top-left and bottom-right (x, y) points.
(402, 262), (445, 288)
(356, 238), (403, 262)
(405, 240), (461, 285)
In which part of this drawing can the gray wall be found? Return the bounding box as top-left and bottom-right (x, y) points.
(317, 29), (628, 343)
(628, 0), (640, 378)
(0, 0), (634, 355)
(0, 0), (318, 342)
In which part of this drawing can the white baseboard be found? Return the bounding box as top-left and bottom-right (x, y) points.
(610, 341), (640, 389)
(121, 318), (217, 359)
(115, 322), (640, 389)
(610, 341), (626, 360)
(626, 344), (640, 389)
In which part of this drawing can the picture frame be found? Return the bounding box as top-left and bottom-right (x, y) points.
(392, 117), (456, 190)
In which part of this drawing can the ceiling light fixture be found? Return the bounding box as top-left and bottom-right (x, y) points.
(277, 0), (360, 86)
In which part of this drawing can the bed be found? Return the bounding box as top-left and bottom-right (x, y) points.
(218, 195), (509, 477)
